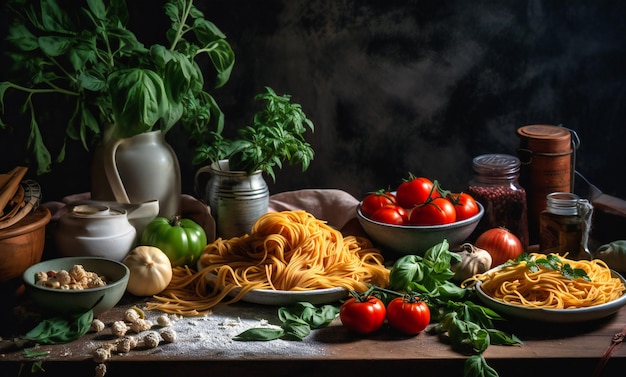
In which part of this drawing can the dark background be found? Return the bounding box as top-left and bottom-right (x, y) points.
(1, 0), (625, 203)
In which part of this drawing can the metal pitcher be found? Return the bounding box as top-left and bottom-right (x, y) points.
(195, 159), (269, 239)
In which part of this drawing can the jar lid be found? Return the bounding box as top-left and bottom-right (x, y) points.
(472, 154), (521, 177)
(546, 192), (580, 216)
(517, 125), (571, 153)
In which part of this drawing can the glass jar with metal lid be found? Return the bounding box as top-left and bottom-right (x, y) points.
(539, 192), (593, 260)
(466, 154), (529, 250)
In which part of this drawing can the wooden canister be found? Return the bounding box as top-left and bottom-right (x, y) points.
(517, 125), (576, 245)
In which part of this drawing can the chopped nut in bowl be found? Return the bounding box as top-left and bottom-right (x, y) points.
(22, 256), (129, 316)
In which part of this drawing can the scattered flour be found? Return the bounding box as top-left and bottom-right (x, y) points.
(142, 302), (328, 359)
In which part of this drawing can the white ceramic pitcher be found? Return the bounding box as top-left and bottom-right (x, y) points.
(91, 130), (181, 219)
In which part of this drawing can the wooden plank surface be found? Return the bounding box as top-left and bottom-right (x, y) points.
(1, 294), (626, 377)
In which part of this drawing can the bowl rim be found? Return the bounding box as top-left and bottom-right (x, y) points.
(356, 201), (484, 230)
(22, 256), (130, 293)
(0, 206), (51, 240)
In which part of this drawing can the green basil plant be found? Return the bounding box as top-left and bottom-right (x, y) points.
(0, 0), (235, 174)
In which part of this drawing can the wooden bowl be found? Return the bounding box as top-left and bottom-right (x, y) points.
(0, 206), (51, 284)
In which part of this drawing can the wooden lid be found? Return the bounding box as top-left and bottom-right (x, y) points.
(517, 125), (572, 153)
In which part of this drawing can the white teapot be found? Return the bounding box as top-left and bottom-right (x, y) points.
(55, 204), (137, 261)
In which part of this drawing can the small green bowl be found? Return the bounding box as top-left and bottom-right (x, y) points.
(22, 256), (129, 316)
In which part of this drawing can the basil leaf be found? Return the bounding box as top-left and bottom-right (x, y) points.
(38, 36), (74, 57)
(388, 254), (423, 290)
(78, 71), (106, 92)
(233, 327), (284, 341)
(206, 39), (235, 89)
(435, 281), (467, 301)
(25, 310), (94, 344)
(236, 302), (339, 342)
(108, 68), (168, 136)
(279, 302), (339, 329)
(192, 18), (226, 44)
(41, 0), (73, 33)
(485, 329), (523, 346)
(468, 328), (490, 353)
(7, 24), (38, 52)
(282, 318), (311, 341)
(23, 348), (50, 358)
(464, 354), (499, 377)
(86, 0), (107, 21)
(163, 54), (194, 103)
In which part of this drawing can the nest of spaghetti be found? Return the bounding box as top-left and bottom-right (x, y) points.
(147, 210), (390, 316)
(463, 252), (626, 310)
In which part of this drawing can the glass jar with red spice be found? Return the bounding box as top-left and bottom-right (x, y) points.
(466, 154), (529, 250)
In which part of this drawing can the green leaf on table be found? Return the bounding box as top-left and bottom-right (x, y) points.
(281, 318), (311, 340)
(234, 301), (339, 342)
(278, 302), (339, 329)
(25, 310), (94, 345)
(233, 327), (284, 341)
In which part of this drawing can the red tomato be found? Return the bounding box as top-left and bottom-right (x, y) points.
(409, 197), (456, 225)
(361, 191), (397, 218)
(386, 296), (431, 335)
(396, 176), (440, 208)
(447, 192), (479, 221)
(339, 295), (387, 334)
(475, 227), (524, 267)
(370, 205), (408, 225)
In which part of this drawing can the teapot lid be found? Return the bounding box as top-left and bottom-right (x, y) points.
(71, 205), (126, 217)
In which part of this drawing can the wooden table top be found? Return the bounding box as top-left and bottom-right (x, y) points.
(1, 293), (625, 377)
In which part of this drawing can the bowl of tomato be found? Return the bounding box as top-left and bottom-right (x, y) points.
(356, 181), (484, 255)
(357, 201), (483, 255)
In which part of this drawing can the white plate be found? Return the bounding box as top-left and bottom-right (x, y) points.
(475, 267), (626, 323)
(198, 261), (348, 306)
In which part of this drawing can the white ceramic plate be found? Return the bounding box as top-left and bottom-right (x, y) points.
(198, 261), (348, 306)
(475, 267), (626, 323)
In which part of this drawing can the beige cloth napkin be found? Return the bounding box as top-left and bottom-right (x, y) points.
(268, 189), (360, 230)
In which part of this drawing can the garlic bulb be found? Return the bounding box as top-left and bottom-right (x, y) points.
(451, 243), (492, 282)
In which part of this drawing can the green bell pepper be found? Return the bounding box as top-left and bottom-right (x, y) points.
(141, 216), (207, 267)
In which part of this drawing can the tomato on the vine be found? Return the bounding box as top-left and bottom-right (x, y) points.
(386, 295), (431, 335)
(339, 294), (387, 334)
(396, 175), (440, 209)
(361, 191), (397, 218)
(447, 192), (479, 221)
(370, 204), (408, 225)
(409, 197), (456, 225)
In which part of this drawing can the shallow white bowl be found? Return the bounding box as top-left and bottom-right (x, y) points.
(356, 202), (483, 255)
(475, 268), (626, 323)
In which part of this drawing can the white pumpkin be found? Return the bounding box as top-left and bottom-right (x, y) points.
(123, 246), (173, 296)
